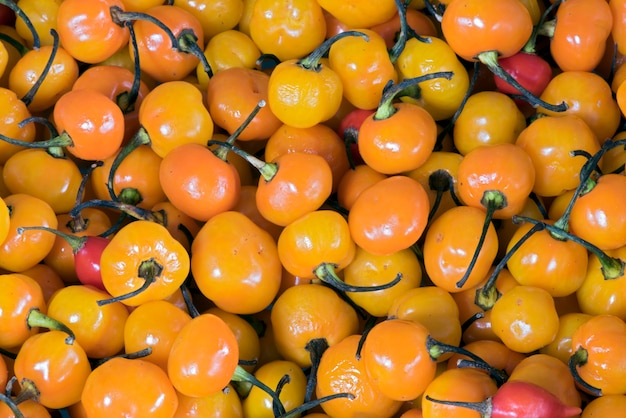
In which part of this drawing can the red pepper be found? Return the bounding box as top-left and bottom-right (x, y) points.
(494, 52), (553, 99)
(426, 380), (581, 418)
(337, 108), (375, 167)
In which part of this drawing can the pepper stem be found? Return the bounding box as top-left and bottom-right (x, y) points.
(177, 28), (213, 78)
(17, 226), (86, 254)
(455, 190), (505, 289)
(116, 21), (141, 113)
(26, 308), (75, 345)
(97, 258), (163, 306)
(477, 50), (567, 112)
(424, 395), (492, 416)
(21, 29), (60, 107)
(299, 31), (369, 71)
(568, 347), (602, 396)
(0, 0), (39, 49)
(213, 100), (266, 161)
(0, 392), (24, 418)
(375, 71), (454, 120)
(106, 128), (152, 202)
(304, 338), (329, 403)
(474, 221), (545, 311)
(515, 215), (625, 281)
(207, 139), (278, 181)
(231, 365), (286, 416)
(70, 199), (166, 226)
(426, 335), (508, 386)
(553, 138), (626, 231)
(313, 262), (402, 293)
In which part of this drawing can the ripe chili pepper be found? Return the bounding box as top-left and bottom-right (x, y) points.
(18, 226), (109, 290)
(425, 380), (582, 418)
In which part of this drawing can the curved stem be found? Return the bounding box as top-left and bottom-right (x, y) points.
(343, 126), (359, 170)
(18, 117), (59, 137)
(474, 222), (545, 311)
(375, 71), (454, 120)
(515, 215), (625, 281)
(355, 316), (378, 360)
(97, 258), (162, 306)
(522, 0), (562, 53)
(177, 28), (213, 78)
(0, 392), (23, 418)
(314, 263), (402, 293)
(279, 393), (355, 418)
(116, 21), (141, 113)
(21, 29), (59, 107)
(109, 6), (178, 49)
(107, 129), (152, 201)
(70, 199), (165, 225)
(478, 51), (567, 112)
(0, 0), (39, 49)
(231, 366), (286, 416)
(422, 0), (444, 23)
(179, 283), (200, 318)
(426, 335), (508, 385)
(26, 308), (75, 345)
(299, 31), (369, 71)
(389, 0), (414, 63)
(17, 226), (86, 254)
(455, 190), (505, 289)
(553, 138), (626, 230)
(568, 347), (601, 396)
(0, 32), (29, 56)
(304, 338), (329, 403)
(207, 139), (278, 181)
(71, 161), (103, 233)
(213, 100), (266, 161)
(0, 131), (72, 150)
(91, 347), (152, 368)
(460, 311), (485, 335)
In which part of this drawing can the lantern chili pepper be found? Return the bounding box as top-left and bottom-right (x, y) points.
(98, 220), (190, 307)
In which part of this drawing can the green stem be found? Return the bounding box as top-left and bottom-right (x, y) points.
(107, 128), (152, 202)
(299, 31), (369, 71)
(474, 222), (545, 311)
(21, 29), (59, 107)
(514, 215), (625, 281)
(177, 28), (213, 78)
(279, 393), (355, 418)
(568, 347), (601, 396)
(375, 71), (454, 120)
(231, 366), (286, 416)
(313, 263), (402, 293)
(0, 131), (72, 151)
(116, 21), (141, 114)
(522, 0), (561, 53)
(553, 138), (626, 231)
(426, 335), (508, 386)
(455, 190), (506, 289)
(207, 139), (278, 181)
(26, 308), (75, 345)
(109, 6), (178, 49)
(17, 226), (86, 254)
(0, 0), (39, 49)
(0, 32), (29, 56)
(304, 338), (329, 403)
(70, 199), (166, 225)
(478, 50), (567, 112)
(97, 258), (163, 306)
(0, 393), (23, 418)
(355, 316), (378, 360)
(213, 100), (266, 161)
